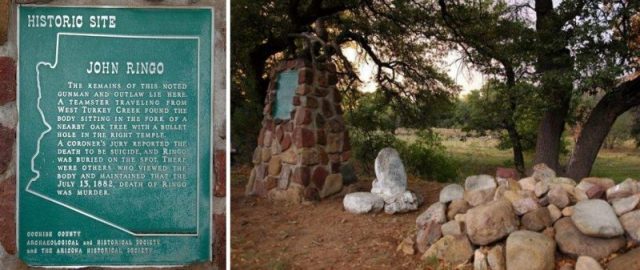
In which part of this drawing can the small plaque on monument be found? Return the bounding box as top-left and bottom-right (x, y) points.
(272, 70), (298, 120)
(17, 6), (213, 266)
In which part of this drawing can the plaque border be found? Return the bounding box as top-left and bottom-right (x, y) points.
(27, 33), (202, 237)
(16, 5), (216, 267)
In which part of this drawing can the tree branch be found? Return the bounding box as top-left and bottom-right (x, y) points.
(289, 0), (302, 24)
(298, 0), (359, 26)
(557, 0), (587, 25)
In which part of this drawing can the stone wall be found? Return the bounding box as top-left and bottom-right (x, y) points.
(0, 0), (21, 264)
(246, 58), (354, 202)
(0, 1), (227, 269)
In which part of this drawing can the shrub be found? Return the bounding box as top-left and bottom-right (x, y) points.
(395, 130), (458, 182)
(349, 129), (398, 172)
(350, 129), (458, 182)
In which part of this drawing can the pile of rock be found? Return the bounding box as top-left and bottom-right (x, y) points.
(343, 148), (422, 214)
(401, 164), (640, 270)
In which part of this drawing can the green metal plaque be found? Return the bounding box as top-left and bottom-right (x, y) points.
(17, 6), (213, 266)
(272, 70), (298, 120)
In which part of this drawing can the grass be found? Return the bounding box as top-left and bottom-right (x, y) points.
(590, 148), (640, 181)
(441, 136), (522, 177)
(234, 128), (640, 183)
(398, 128), (640, 183)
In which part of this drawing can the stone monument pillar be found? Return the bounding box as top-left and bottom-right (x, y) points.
(246, 58), (355, 202)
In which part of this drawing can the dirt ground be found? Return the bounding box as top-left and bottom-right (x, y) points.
(231, 165), (446, 269)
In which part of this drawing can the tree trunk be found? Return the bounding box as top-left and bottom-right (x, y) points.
(566, 75), (640, 180)
(249, 54), (269, 103)
(249, 39), (286, 103)
(533, 101), (570, 171)
(506, 121), (526, 175)
(533, 0), (574, 172)
(504, 67), (525, 176)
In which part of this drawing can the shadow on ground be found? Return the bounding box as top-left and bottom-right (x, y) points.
(231, 165), (445, 269)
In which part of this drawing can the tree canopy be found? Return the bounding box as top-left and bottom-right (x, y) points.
(231, 0), (460, 161)
(232, 0), (640, 179)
